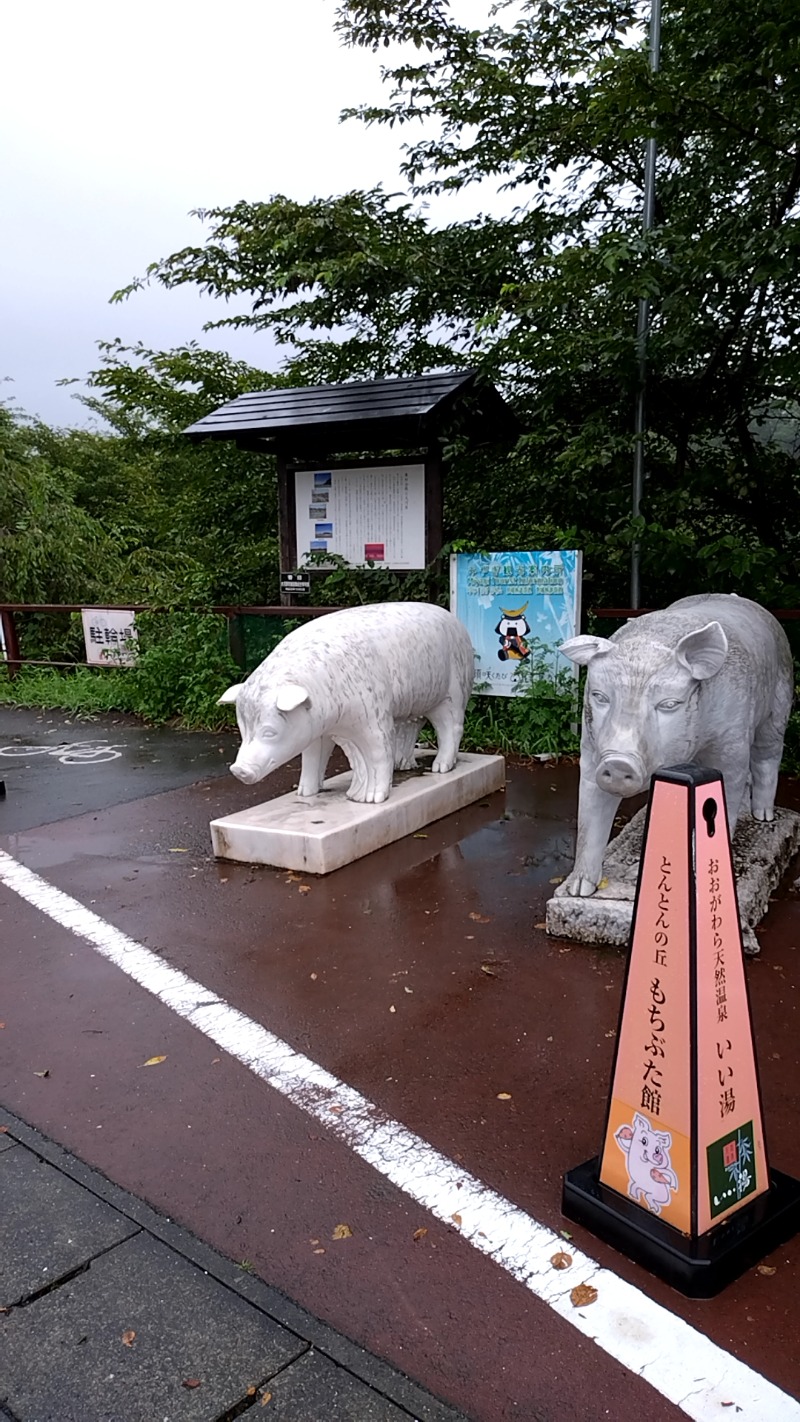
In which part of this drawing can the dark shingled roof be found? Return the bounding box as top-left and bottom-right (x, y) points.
(183, 369), (520, 453)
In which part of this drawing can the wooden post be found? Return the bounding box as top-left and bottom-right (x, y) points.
(276, 450), (297, 605)
(226, 614), (247, 672)
(424, 445), (444, 570)
(1, 610), (21, 679)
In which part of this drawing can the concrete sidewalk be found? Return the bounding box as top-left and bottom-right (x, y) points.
(0, 1107), (470, 1422)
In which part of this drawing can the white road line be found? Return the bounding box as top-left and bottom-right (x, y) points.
(1, 845), (797, 1421)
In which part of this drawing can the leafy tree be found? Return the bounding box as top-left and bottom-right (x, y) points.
(103, 0), (800, 606)
(0, 405), (120, 606)
(79, 342), (282, 605)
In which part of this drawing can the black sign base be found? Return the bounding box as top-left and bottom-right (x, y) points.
(563, 1157), (800, 1298)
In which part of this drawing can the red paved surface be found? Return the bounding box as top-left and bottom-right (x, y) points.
(2, 747), (800, 1420)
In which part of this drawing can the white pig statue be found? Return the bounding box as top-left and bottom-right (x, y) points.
(556, 594), (793, 897)
(218, 602), (475, 804)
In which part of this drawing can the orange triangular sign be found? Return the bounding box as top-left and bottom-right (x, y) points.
(564, 764), (800, 1296)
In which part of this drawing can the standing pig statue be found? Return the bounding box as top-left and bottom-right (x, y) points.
(556, 594), (793, 897)
(218, 602), (474, 804)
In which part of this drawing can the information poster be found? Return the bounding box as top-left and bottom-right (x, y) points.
(81, 609), (139, 667)
(449, 550), (582, 696)
(294, 464), (426, 570)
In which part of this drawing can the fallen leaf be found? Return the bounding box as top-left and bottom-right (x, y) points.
(298, 884), (311, 895)
(182, 1378), (201, 1389)
(332, 1223), (353, 1240)
(551, 1252), (573, 1270)
(141, 1056), (167, 1067)
(534, 922), (547, 930)
(211, 1058), (221, 1064)
(757, 1264), (777, 1276)
(412, 833), (428, 839)
(451, 1212), (463, 1227)
(468, 911), (491, 923)
(329, 1105), (342, 1114)
(313, 1248), (326, 1255)
(0, 1022), (5, 1028)
(310, 972), (318, 980)
(168, 848), (189, 853)
(549, 876), (564, 885)
(246, 1386), (257, 1397)
(480, 963), (498, 977)
(389, 1005), (396, 1013)
(413, 1227), (428, 1241)
(0, 1126), (8, 1134)
(496, 1092), (512, 1101)
(260, 1393), (273, 1407)
(285, 872), (303, 882)
(33, 1070), (50, 1078)
(560, 1229), (573, 1240)
(597, 877), (609, 889)
(121, 1330), (136, 1347)
(570, 1283), (598, 1307)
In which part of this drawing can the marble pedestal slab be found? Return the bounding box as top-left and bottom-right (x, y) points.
(210, 752), (506, 874)
(545, 805), (800, 954)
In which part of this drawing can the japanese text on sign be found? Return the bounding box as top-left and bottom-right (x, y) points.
(641, 854), (672, 1117)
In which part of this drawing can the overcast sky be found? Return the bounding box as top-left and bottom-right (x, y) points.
(2, 1), (496, 429)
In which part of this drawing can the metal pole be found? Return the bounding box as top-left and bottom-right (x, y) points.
(630, 0), (662, 608)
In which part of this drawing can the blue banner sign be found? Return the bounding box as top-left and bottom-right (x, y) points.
(449, 551), (583, 697)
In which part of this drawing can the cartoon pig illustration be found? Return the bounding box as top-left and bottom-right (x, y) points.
(615, 1113), (678, 1214)
(218, 602), (475, 805)
(556, 594), (793, 896)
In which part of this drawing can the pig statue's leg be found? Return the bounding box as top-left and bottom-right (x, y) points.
(699, 743), (750, 836)
(750, 686), (792, 820)
(338, 740), (368, 801)
(297, 736), (334, 797)
(427, 701), (463, 774)
(394, 718), (423, 771)
(554, 774), (621, 897)
(341, 726), (395, 804)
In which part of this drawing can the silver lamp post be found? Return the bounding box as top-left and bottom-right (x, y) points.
(630, 0), (663, 608)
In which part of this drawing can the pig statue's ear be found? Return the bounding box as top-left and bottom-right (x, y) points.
(674, 621), (728, 680)
(217, 683), (245, 705)
(559, 635), (615, 666)
(275, 682), (310, 713)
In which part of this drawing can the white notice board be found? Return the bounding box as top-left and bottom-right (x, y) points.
(294, 464), (426, 570)
(81, 609), (139, 667)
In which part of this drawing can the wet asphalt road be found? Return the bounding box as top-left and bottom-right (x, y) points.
(1, 706), (800, 1420)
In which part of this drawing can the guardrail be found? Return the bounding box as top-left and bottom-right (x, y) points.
(3, 602), (800, 680)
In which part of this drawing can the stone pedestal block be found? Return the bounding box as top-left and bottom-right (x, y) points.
(546, 806), (800, 953)
(211, 752), (505, 874)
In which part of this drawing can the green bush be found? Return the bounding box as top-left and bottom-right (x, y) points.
(125, 613), (241, 728)
(0, 612), (240, 730)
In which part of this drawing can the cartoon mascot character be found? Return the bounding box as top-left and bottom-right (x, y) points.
(495, 603), (531, 661)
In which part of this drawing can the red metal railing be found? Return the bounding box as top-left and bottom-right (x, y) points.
(3, 602), (799, 679)
(0, 603), (336, 678)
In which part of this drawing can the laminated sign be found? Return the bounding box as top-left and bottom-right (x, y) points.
(563, 764), (800, 1297)
(82, 610), (138, 667)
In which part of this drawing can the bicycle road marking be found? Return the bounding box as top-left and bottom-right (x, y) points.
(1, 845), (798, 1422)
(0, 741), (124, 765)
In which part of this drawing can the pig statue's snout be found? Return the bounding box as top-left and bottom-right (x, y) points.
(230, 758), (261, 786)
(595, 752), (647, 797)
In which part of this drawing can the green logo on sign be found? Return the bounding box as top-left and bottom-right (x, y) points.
(707, 1120), (757, 1219)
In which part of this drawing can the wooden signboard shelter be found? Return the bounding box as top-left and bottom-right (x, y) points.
(563, 763), (800, 1297)
(184, 371), (520, 603)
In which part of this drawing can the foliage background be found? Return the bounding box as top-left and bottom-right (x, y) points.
(3, 0), (800, 751)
